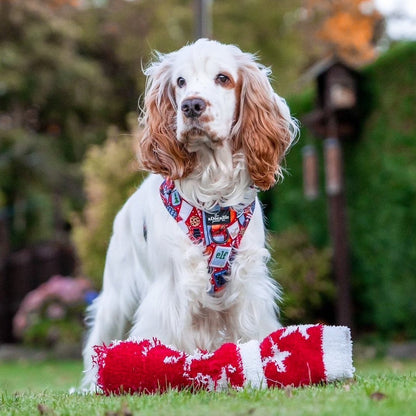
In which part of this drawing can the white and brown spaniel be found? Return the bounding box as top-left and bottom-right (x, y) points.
(81, 39), (298, 390)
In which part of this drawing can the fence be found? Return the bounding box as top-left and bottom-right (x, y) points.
(0, 241), (76, 343)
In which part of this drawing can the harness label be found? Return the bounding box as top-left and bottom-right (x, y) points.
(209, 246), (232, 268)
(205, 209), (231, 226)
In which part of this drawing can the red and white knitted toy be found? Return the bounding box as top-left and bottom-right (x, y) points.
(93, 324), (354, 394)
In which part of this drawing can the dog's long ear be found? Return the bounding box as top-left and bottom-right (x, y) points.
(138, 53), (196, 179)
(232, 58), (298, 190)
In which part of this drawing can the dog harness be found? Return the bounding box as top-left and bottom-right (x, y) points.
(160, 178), (255, 294)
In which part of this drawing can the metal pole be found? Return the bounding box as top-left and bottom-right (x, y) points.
(194, 0), (212, 39)
(324, 117), (353, 329)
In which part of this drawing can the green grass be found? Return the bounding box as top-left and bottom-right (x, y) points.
(1, 359), (416, 415)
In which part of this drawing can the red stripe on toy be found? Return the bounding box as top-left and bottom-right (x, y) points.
(94, 339), (188, 394)
(186, 343), (245, 391)
(94, 339), (245, 394)
(260, 325), (326, 388)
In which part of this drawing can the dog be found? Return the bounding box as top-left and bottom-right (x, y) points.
(81, 39), (298, 390)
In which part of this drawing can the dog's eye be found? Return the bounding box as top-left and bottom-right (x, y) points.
(177, 77), (186, 88)
(215, 73), (231, 86)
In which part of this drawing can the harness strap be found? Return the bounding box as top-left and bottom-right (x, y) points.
(160, 178), (255, 294)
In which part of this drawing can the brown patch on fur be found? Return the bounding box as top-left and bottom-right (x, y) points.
(181, 123), (224, 151)
(232, 66), (292, 190)
(138, 65), (197, 180)
(232, 74), (243, 130)
(199, 113), (214, 124)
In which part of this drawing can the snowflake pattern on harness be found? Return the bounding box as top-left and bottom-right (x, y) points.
(160, 178), (255, 294)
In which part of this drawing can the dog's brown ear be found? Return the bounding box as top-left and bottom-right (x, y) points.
(232, 60), (296, 190)
(138, 54), (196, 179)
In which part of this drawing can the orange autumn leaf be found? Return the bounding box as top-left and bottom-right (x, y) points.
(305, 0), (383, 65)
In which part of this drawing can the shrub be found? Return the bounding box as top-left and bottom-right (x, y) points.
(269, 227), (335, 325)
(13, 275), (95, 348)
(270, 42), (416, 338)
(71, 117), (146, 287)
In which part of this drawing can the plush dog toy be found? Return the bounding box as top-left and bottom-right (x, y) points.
(92, 324), (354, 394)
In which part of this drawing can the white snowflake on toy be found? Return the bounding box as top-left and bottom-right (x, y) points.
(193, 372), (215, 390)
(163, 353), (184, 364)
(279, 325), (315, 340)
(184, 350), (214, 371)
(262, 341), (291, 373)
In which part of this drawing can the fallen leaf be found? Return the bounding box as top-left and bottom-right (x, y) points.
(121, 402), (133, 416)
(37, 404), (55, 415)
(104, 402), (133, 416)
(370, 391), (387, 401)
(284, 386), (293, 398)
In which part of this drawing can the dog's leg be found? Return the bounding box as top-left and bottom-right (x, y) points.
(80, 211), (143, 391)
(81, 293), (127, 391)
(225, 264), (281, 342)
(128, 281), (187, 348)
(226, 248), (282, 343)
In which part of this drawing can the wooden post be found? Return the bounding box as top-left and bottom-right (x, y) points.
(303, 59), (361, 331)
(324, 118), (353, 329)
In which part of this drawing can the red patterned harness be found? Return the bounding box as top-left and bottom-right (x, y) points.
(160, 178), (255, 294)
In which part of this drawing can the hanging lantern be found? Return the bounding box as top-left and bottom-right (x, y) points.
(302, 145), (319, 200)
(324, 138), (343, 196)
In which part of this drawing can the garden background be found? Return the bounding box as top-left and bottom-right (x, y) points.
(1, 0), (416, 352)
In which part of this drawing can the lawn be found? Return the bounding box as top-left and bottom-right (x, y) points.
(1, 358), (416, 416)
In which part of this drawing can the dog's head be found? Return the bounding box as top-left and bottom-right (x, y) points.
(138, 39), (297, 190)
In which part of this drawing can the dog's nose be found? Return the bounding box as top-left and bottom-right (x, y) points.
(181, 98), (206, 119)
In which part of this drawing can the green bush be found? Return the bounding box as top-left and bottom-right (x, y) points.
(13, 275), (93, 348)
(0, 1), (116, 250)
(269, 228), (334, 325)
(344, 42), (416, 338)
(71, 118), (146, 288)
(270, 42), (416, 339)
(0, 128), (71, 247)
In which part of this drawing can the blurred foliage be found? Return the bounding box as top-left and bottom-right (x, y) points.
(73, 0), (193, 123)
(0, 0), (307, 251)
(269, 228), (334, 325)
(345, 41), (416, 339)
(13, 275), (93, 347)
(270, 41), (416, 339)
(303, 0), (383, 66)
(71, 117), (146, 287)
(0, 129), (70, 247)
(0, 0), (114, 162)
(212, 0), (304, 95)
(0, 0), (115, 249)
(76, 0), (306, 98)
